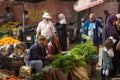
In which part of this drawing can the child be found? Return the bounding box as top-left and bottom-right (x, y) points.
(101, 36), (116, 80)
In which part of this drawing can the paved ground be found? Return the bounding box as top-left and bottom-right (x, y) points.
(90, 67), (120, 80)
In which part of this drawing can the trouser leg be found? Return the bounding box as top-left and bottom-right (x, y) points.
(29, 60), (43, 73)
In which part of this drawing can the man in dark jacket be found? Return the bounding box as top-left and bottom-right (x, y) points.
(26, 35), (52, 73)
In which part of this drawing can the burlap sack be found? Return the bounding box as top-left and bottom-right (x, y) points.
(18, 66), (32, 79)
(41, 68), (68, 80)
(69, 67), (89, 80)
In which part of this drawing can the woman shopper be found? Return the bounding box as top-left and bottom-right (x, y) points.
(56, 13), (67, 51)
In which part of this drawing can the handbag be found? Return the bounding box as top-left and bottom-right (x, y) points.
(116, 41), (120, 51)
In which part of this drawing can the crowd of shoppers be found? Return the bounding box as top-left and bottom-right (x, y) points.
(25, 10), (120, 80)
(26, 12), (68, 73)
(81, 10), (120, 79)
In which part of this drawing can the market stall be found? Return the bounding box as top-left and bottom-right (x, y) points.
(0, 36), (27, 79)
(0, 20), (36, 79)
(0, 29), (98, 80)
(28, 35), (98, 80)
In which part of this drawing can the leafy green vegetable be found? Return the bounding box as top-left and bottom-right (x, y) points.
(50, 39), (97, 72)
(51, 54), (86, 72)
(70, 42), (97, 63)
(31, 73), (42, 80)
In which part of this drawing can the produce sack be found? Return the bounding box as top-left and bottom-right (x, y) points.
(41, 68), (68, 80)
(68, 67), (89, 80)
(85, 63), (92, 77)
(19, 66), (32, 79)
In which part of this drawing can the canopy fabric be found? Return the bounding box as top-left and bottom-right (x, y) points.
(0, 0), (46, 3)
(14, 0), (46, 3)
(0, 0), (4, 2)
(73, 0), (104, 12)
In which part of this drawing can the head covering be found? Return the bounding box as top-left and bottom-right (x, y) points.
(108, 36), (116, 44)
(116, 14), (120, 19)
(42, 12), (51, 18)
(5, 7), (10, 12)
(38, 35), (46, 41)
(106, 15), (118, 38)
(58, 13), (66, 24)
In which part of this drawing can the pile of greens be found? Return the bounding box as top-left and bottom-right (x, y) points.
(70, 42), (97, 63)
(51, 39), (97, 72)
(51, 54), (86, 72)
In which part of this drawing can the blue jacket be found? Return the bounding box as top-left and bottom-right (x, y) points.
(82, 19), (102, 44)
(26, 43), (47, 65)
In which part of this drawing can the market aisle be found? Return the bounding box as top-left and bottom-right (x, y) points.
(90, 67), (101, 80)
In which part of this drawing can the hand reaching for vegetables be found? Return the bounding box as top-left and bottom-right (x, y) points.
(45, 54), (54, 60)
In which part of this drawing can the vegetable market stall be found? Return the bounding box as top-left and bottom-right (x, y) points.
(0, 22), (20, 38)
(0, 36), (27, 79)
(29, 36), (98, 80)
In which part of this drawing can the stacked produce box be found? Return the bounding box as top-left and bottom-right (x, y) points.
(0, 22), (20, 38)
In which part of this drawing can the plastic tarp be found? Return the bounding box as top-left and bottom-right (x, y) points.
(73, 0), (104, 12)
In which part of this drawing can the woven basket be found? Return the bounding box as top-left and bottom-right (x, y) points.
(0, 57), (24, 71)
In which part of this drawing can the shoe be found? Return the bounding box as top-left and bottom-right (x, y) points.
(105, 75), (110, 80)
(101, 74), (105, 80)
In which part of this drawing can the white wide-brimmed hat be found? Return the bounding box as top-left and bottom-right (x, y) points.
(42, 12), (51, 18)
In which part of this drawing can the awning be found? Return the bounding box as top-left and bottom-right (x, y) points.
(0, 0), (46, 3)
(14, 0), (46, 3)
(73, 0), (104, 12)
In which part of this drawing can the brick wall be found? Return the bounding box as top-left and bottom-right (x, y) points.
(0, 0), (119, 28)
(0, 0), (77, 27)
(91, 2), (118, 21)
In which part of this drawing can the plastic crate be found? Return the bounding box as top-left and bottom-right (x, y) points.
(0, 57), (24, 71)
(24, 35), (34, 43)
(12, 30), (20, 36)
(0, 32), (9, 38)
(24, 28), (35, 35)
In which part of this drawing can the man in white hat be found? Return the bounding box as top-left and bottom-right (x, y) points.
(36, 12), (56, 43)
